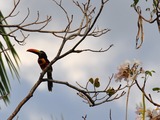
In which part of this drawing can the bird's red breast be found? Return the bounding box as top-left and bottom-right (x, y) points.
(38, 58), (49, 70)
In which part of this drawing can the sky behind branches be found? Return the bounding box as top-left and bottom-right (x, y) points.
(1, 0), (160, 120)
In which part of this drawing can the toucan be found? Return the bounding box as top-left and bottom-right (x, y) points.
(27, 49), (53, 91)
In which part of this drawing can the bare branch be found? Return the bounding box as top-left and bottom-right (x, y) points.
(1, 0), (20, 22)
(75, 74), (125, 106)
(82, 114), (87, 120)
(52, 0), (70, 23)
(0, 7), (52, 44)
(109, 109), (112, 120)
(135, 80), (160, 107)
(73, 44), (113, 53)
(7, 0), (112, 119)
(7, 78), (42, 120)
(105, 74), (114, 91)
(1, 0), (110, 46)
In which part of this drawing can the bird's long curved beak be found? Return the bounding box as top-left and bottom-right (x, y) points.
(27, 49), (40, 55)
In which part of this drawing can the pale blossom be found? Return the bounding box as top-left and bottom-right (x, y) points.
(135, 115), (143, 120)
(135, 103), (148, 120)
(133, 59), (141, 66)
(135, 103), (144, 115)
(150, 107), (160, 119)
(135, 104), (160, 120)
(145, 108), (160, 119)
(114, 61), (130, 82)
(115, 60), (142, 82)
(135, 104), (144, 120)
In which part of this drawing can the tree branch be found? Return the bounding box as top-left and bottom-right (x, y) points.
(7, 0), (112, 119)
(135, 80), (160, 107)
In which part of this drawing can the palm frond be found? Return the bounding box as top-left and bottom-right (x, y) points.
(0, 11), (20, 104)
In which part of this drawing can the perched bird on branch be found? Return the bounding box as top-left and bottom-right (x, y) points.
(27, 48), (53, 91)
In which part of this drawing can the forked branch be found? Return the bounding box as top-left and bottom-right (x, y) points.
(7, 0), (112, 119)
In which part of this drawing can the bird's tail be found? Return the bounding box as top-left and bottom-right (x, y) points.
(48, 81), (53, 92)
(47, 69), (53, 92)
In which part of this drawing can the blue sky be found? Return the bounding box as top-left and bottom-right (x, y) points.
(1, 0), (160, 120)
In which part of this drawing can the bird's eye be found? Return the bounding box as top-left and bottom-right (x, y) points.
(39, 51), (43, 55)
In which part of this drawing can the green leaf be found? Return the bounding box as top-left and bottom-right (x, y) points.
(153, 0), (158, 8)
(146, 8), (150, 11)
(89, 78), (94, 84)
(145, 70), (155, 77)
(89, 78), (100, 88)
(151, 70), (155, 73)
(152, 87), (160, 92)
(131, 0), (139, 7)
(94, 78), (100, 88)
(145, 70), (152, 76)
(106, 87), (116, 97)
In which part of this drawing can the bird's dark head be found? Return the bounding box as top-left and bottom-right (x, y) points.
(27, 49), (47, 58)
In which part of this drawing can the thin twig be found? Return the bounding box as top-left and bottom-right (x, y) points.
(135, 80), (160, 107)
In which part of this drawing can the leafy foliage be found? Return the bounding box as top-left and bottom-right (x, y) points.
(152, 87), (160, 92)
(0, 11), (20, 104)
(131, 0), (139, 7)
(89, 78), (100, 88)
(106, 87), (116, 97)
